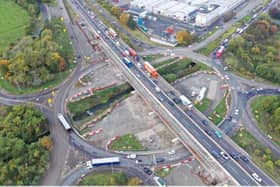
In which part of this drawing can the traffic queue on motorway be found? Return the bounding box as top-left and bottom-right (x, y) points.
(69, 0), (277, 185)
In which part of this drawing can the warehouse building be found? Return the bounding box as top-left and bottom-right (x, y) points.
(130, 0), (246, 27)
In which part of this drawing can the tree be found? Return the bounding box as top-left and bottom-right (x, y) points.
(127, 15), (137, 30)
(270, 25), (278, 34)
(275, 159), (280, 167)
(39, 136), (53, 151)
(264, 160), (274, 170)
(111, 6), (121, 17)
(119, 13), (129, 25)
(127, 177), (142, 185)
(176, 31), (192, 45)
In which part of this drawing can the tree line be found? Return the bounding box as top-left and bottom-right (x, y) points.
(0, 19), (73, 88)
(225, 16), (280, 83)
(0, 104), (52, 185)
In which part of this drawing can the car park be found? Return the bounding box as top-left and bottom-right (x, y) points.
(220, 151), (230, 160)
(252, 172), (262, 183)
(143, 167), (153, 175)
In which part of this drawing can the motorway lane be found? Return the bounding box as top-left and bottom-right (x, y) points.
(69, 0), (279, 185)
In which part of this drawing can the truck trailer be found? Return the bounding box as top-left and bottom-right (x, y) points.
(179, 95), (193, 110)
(144, 61), (158, 78)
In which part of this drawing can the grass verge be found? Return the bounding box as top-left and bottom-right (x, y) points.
(109, 134), (145, 151)
(208, 90), (228, 125)
(142, 54), (164, 62)
(158, 58), (210, 83)
(79, 172), (128, 185)
(233, 129), (280, 184)
(251, 96), (280, 146)
(154, 57), (179, 68)
(0, 0), (31, 52)
(195, 98), (212, 113)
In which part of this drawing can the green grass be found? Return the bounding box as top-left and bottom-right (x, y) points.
(109, 134), (145, 151)
(155, 167), (173, 178)
(142, 54), (164, 62)
(195, 98), (212, 113)
(209, 91), (228, 125)
(233, 129), (280, 184)
(154, 57), (179, 68)
(251, 96), (280, 146)
(79, 172), (128, 185)
(68, 83), (133, 116)
(158, 58), (210, 82)
(0, 0), (31, 52)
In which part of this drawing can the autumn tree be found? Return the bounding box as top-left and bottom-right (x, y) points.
(127, 177), (142, 185)
(119, 13), (130, 25)
(176, 31), (192, 45)
(111, 6), (121, 17)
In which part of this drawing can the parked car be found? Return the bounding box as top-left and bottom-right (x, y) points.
(168, 150), (176, 155)
(156, 157), (165, 163)
(135, 159), (142, 164)
(143, 167), (153, 175)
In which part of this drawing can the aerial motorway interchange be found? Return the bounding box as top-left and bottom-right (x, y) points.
(0, 0), (280, 185)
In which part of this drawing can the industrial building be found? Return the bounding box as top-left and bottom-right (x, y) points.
(130, 0), (246, 27)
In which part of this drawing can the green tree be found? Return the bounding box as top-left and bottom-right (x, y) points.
(127, 177), (142, 185)
(275, 159), (280, 167)
(264, 160), (274, 170)
(127, 15), (137, 30)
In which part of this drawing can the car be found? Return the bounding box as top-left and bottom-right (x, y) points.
(234, 109), (239, 115)
(143, 167), (153, 175)
(223, 66), (229, 71)
(230, 152), (240, 160)
(167, 100), (175, 106)
(240, 155), (249, 162)
(227, 115), (233, 121)
(211, 150), (221, 159)
(135, 159), (142, 164)
(205, 129), (213, 136)
(169, 91), (176, 96)
(201, 120), (208, 126)
(252, 172), (262, 183)
(168, 150), (176, 155)
(224, 75), (230, 80)
(173, 98), (181, 104)
(220, 151), (230, 160)
(214, 131), (222, 139)
(156, 157), (165, 163)
(159, 97), (164, 102)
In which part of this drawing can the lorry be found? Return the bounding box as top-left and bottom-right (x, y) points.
(128, 48), (137, 57)
(179, 95), (193, 110)
(144, 61), (158, 79)
(216, 46), (225, 58)
(123, 57), (133, 68)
